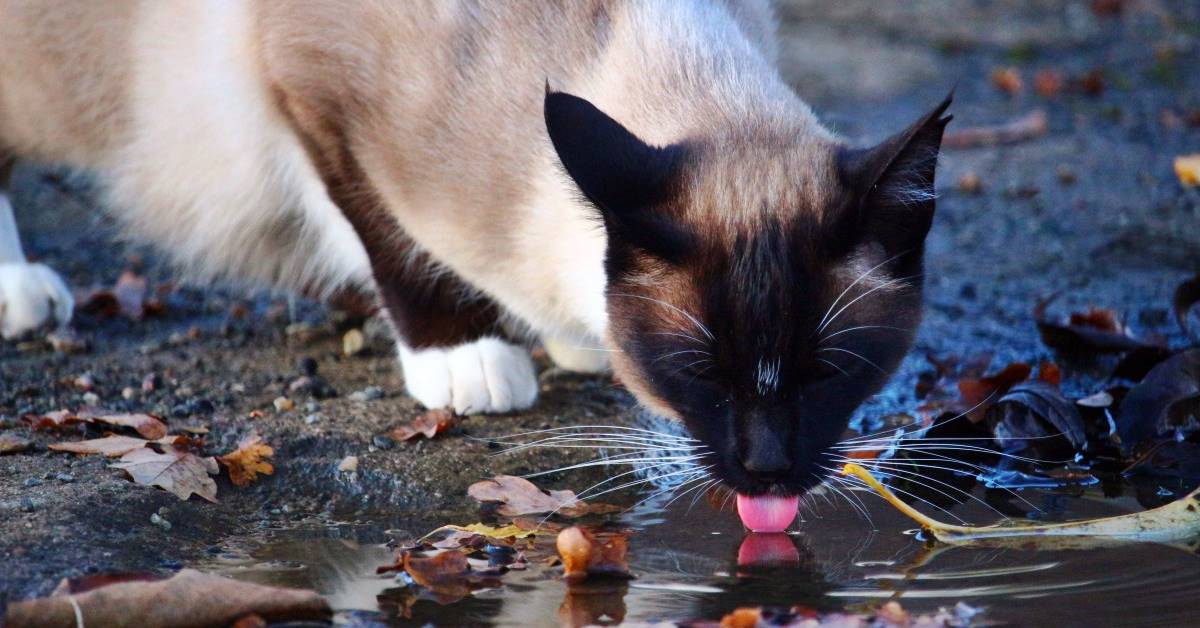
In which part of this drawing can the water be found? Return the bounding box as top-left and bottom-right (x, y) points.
(200, 481), (1200, 627)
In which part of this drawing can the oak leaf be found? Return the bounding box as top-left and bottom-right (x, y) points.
(467, 475), (621, 518)
(49, 435), (149, 457)
(111, 447), (219, 502)
(389, 409), (457, 442)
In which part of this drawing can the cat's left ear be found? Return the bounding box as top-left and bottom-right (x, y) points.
(837, 94), (953, 261)
(544, 89), (693, 263)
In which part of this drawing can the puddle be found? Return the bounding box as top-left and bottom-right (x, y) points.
(198, 480), (1200, 627)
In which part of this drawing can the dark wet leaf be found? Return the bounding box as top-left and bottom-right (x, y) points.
(1174, 273), (1200, 340)
(1115, 349), (1200, 451)
(1112, 346), (1177, 382)
(1124, 441), (1200, 484)
(556, 526), (632, 580)
(987, 380), (1087, 455)
(1035, 296), (1153, 355)
(957, 362), (1031, 421)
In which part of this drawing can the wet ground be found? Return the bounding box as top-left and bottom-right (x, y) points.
(2, 1), (1199, 625)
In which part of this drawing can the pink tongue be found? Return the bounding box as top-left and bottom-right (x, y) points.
(736, 494), (799, 532)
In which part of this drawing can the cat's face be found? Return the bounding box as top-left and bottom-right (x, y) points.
(546, 91), (950, 497)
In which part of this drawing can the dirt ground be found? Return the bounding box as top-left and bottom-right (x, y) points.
(2, 0), (1198, 613)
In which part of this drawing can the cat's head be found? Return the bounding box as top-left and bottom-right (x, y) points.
(545, 90), (950, 497)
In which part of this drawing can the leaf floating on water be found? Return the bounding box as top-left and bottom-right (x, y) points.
(219, 435), (275, 487)
(111, 447), (219, 502)
(841, 462), (1200, 545)
(555, 526), (632, 580)
(3, 569), (329, 628)
(467, 475), (621, 517)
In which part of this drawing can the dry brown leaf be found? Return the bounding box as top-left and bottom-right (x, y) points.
(0, 433), (33, 455)
(555, 526), (631, 580)
(389, 408), (458, 442)
(468, 475), (621, 518)
(219, 435), (275, 487)
(49, 435), (149, 457)
(3, 569), (329, 628)
(25, 409), (168, 440)
(111, 447), (219, 502)
(990, 67), (1023, 95)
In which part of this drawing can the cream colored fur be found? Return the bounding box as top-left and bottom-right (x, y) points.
(0, 0), (825, 413)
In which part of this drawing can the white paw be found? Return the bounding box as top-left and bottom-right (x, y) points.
(398, 337), (538, 415)
(542, 336), (611, 373)
(0, 262), (74, 339)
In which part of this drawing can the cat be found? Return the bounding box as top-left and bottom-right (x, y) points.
(0, 0), (948, 502)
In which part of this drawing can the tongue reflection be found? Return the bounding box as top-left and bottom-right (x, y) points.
(735, 494), (799, 532)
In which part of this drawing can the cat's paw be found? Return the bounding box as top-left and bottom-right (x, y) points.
(0, 262), (74, 339)
(398, 337), (538, 415)
(542, 336), (610, 373)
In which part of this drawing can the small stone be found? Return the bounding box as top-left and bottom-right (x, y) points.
(372, 435), (395, 450)
(304, 401), (320, 413)
(304, 413), (322, 425)
(273, 396), (295, 412)
(298, 356), (319, 376)
(150, 513), (172, 531)
(0, 434), (33, 455)
(342, 329), (366, 356)
(73, 374), (96, 391)
(142, 373), (161, 391)
(337, 456), (359, 472)
(82, 392), (101, 406)
(176, 386), (194, 398)
(23, 478), (42, 487)
(348, 386), (384, 402)
(55, 473), (75, 483)
(1056, 164), (1077, 185)
(121, 387), (138, 400)
(21, 497), (36, 512)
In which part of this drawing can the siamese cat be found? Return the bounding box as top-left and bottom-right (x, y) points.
(0, 0), (948, 512)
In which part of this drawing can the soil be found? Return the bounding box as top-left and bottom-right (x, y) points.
(2, 0), (1198, 616)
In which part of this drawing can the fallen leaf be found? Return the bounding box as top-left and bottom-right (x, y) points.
(1174, 156), (1200, 187)
(4, 569), (329, 628)
(1035, 296), (1152, 355)
(1173, 273), (1200, 339)
(91, 413), (169, 440)
(555, 526), (632, 580)
(113, 270), (148, 319)
(987, 380), (1087, 455)
(111, 447), (219, 502)
(389, 409), (458, 442)
(24, 409), (168, 440)
(1115, 349), (1200, 451)
(79, 270), (166, 320)
(0, 433), (33, 455)
(990, 67), (1023, 95)
(957, 362), (1032, 420)
(219, 435), (275, 487)
(842, 462), (1200, 545)
(943, 109), (1047, 149)
(49, 435), (150, 457)
(1034, 69), (1064, 97)
(421, 522), (544, 550)
(468, 475), (621, 518)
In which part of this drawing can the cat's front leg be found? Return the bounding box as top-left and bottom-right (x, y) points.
(0, 162), (74, 339)
(374, 251), (537, 415)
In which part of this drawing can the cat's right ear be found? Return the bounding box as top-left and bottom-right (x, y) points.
(544, 89), (694, 263)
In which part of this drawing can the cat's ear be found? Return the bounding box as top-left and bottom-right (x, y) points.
(544, 89), (693, 262)
(837, 93), (953, 262)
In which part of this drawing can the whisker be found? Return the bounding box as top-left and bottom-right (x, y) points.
(814, 249), (914, 334)
(817, 347), (887, 374)
(609, 293), (715, 341)
(482, 424), (700, 443)
(651, 349), (713, 366)
(817, 273), (923, 336)
(830, 458), (1011, 519)
(818, 324), (908, 345)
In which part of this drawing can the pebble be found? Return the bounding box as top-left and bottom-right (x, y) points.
(298, 356), (319, 377)
(304, 401), (320, 413)
(73, 374), (96, 391)
(304, 413), (323, 425)
(142, 373), (161, 391)
(55, 473), (75, 483)
(47, 329), (89, 354)
(22, 478), (42, 488)
(348, 386), (384, 402)
(150, 513), (172, 531)
(121, 387), (138, 400)
(342, 329), (366, 356)
(372, 435), (395, 450)
(273, 396), (295, 412)
(337, 456), (359, 472)
(82, 392), (100, 406)
(21, 497), (36, 512)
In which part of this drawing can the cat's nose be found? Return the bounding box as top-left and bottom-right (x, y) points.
(741, 439), (791, 474)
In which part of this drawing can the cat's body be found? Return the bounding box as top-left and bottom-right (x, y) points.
(0, 0), (948, 501)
